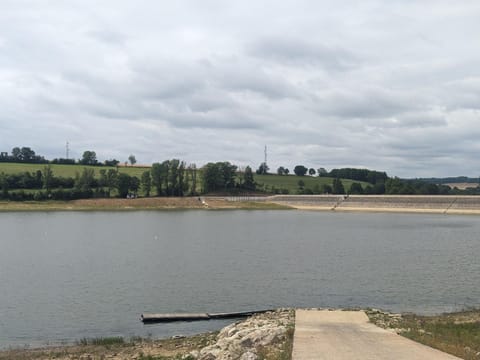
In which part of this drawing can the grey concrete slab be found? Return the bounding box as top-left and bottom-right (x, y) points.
(292, 310), (461, 360)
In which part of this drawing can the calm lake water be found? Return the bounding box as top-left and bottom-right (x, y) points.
(1, 210), (479, 348)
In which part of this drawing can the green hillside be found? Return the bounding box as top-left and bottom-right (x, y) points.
(253, 174), (369, 193)
(0, 162), (370, 195)
(0, 162), (149, 178)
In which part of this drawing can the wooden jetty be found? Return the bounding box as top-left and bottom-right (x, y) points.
(141, 309), (274, 323)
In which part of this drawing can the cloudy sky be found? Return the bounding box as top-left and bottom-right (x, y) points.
(1, 1), (480, 177)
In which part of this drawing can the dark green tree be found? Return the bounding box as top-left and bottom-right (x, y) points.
(202, 162), (223, 192)
(106, 169), (118, 197)
(332, 178), (345, 194)
(297, 179), (305, 190)
(151, 163), (163, 195)
(188, 164), (197, 195)
(11, 147), (21, 161)
(141, 171), (151, 197)
(128, 154), (136, 166)
(317, 167), (328, 176)
(130, 176), (140, 195)
(202, 162), (237, 193)
(151, 162), (170, 195)
(80, 151), (97, 165)
(42, 165), (53, 192)
(349, 182), (363, 194)
(20, 147), (36, 162)
(294, 165), (308, 176)
(99, 169), (107, 187)
(161, 160), (171, 195)
(0, 172), (8, 199)
(308, 168), (316, 176)
(75, 168), (95, 192)
(256, 162), (269, 175)
(116, 173), (131, 198)
(242, 166), (256, 190)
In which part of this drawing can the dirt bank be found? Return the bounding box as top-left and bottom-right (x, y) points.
(0, 197), (291, 211)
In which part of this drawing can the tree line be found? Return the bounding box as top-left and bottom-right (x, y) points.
(0, 147), (137, 167)
(1, 147), (479, 200)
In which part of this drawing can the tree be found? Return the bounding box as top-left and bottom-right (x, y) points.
(349, 182), (364, 194)
(106, 169), (118, 197)
(188, 164), (197, 195)
(332, 178), (345, 194)
(202, 162), (237, 193)
(21, 147), (36, 162)
(116, 173), (131, 198)
(151, 163), (163, 196)
(128, 154), (136, 166)
(297, 180), (305, 190)
(218, 162), (237, 189)
(80, 151), (97, 165)
(294, 165), (308, 176)
(42, 165), (53, 191)
(11, 147), (21, 161)
(284, 168), (290, 175)
(242, 166), (255, 191)
(75, 168), (95, 192)
(320, 184), (332, 194)
(202, 163), (223, 192)
(256, 162), (269, 175)
(317, 168), (328, 176)
(130, 176), (140, 195)
(104, 159), (119, 167)
(308, 168), (316, 176)
(0, 172), (8, 199)
(99, 169), (107, 187)
(277, 166), (285, 175)
(141, 171), (151, 197)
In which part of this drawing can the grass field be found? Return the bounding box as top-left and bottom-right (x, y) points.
(254, 174), (370, 193)
(0, 162), (150, 178)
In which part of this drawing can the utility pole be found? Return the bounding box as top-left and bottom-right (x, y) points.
(263, 145), (268, 175)
(264, 145), (267, 166)
(66, 141), (70, 160)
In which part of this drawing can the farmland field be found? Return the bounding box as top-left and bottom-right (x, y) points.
(254, 174), (369, 192)
(0, 163), (149, 178)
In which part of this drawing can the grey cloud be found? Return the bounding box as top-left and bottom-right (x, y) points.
(383, 113), (448, 128)
(313, 88), (417, 120)
(166, 108), (264, 130)
(2, 1), (480, 177)
(86, 30), (127, 46)
(248, 37), (359, 70)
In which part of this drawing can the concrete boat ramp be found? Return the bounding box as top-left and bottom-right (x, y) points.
(292, 310), (460, 359)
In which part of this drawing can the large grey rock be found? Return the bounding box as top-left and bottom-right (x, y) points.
(196, 309), (292, 360)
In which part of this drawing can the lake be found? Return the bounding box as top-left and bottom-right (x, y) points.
(1, 210), (479, 348)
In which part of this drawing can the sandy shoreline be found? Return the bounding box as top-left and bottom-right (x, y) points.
(1, 195), (480, 214)
(268, 194), (480, 215)
(289, 205), (480, 215)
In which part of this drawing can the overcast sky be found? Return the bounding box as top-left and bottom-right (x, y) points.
(1, 1), (480, 177)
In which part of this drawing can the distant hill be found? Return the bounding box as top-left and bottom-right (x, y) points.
(416, 176), (480, 185)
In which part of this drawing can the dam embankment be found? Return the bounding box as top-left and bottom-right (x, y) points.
(244, 195), (480, 214)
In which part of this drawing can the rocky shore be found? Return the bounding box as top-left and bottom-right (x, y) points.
(0, 309), (294, 360)
(192, 309), (294, 360)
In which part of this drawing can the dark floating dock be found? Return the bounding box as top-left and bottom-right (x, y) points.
(141, 309), (274, 323)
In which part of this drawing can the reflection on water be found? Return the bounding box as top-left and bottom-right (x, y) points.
(0, 210), (479, 348)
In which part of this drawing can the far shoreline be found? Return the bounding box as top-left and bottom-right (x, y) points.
(2, 195), (480, 214)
